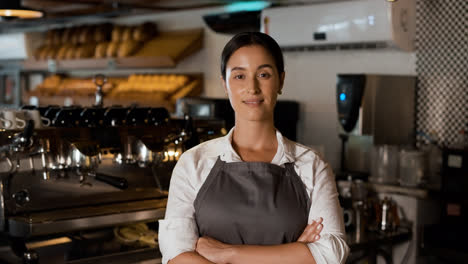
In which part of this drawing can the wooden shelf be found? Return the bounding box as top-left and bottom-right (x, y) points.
(23, 56), (180, 71)
(22, 28), (203, 71)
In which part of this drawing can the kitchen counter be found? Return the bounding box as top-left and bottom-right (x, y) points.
(366, 182), (440, 199)
(346, 227), (412, 264)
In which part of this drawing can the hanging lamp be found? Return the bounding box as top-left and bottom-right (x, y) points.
(0, 0), (43, 19)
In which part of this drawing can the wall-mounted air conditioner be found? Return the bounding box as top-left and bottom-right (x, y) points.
(261, 0), (415, 51)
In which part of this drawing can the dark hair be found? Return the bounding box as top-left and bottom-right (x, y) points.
(221, 32), (284, 80)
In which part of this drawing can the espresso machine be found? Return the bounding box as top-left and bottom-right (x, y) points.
(0, 77), (225, 263)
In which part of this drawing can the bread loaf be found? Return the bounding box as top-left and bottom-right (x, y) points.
(121, 26), (134, 42)
(38, 46), (50, 60)
(79, 26), (95, 44)
(34, 45), (46, 60)
(65, 45), (78, 59)
(94, 23), (112, 42)
(36, 74), (62, 95)
(117, 40), (142, 58)
(75, 44), (96, 59)
(71, 26), (83, 45)
(111, 26), (123, 42)
(106, 42), (120, 57)
(41, 74), (62, 88)
(95, 42), (110, 58)
(56, 44), (73, 60)
(45, 46), (59, 59)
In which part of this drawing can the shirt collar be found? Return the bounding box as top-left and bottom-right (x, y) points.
(220, 127), (296, 165)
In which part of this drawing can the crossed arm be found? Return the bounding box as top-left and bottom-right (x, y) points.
(169, 218), (324, 264)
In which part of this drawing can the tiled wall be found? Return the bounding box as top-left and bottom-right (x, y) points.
(415, 0), (468, 147)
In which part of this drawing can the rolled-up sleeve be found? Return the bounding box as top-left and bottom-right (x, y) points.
(158, 154), (199, 264)
(306, 162), (349, 263)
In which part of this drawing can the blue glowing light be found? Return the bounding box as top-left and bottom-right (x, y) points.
(224, 1), (271, 13)
(340, 93), (346, 101)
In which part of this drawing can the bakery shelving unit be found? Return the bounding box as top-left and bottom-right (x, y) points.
(21, 43), (201, 71)
(21, 28), (204, 111)
(23, 28), (204, 71)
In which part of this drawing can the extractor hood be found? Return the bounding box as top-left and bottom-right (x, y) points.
(203, 10), (261, 34)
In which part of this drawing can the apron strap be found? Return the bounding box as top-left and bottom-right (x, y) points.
(193, 156), (225, 211)
(284, 162), (312, 212)
(284, 162), (295, 172)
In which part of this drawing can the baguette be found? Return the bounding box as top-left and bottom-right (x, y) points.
(95, 42), (110, 58)
(45, 46), (59, 59)
(94, 23), (112, 42)
(111, 25), (123, 42)
(71, 26), (83, 45)
(65, 45), (78, 59)
(79, 26), (95, 44)
(56, 44), (73, 60)
(38, 46), (51, 60)
(121, 26), (134, 42)
(106, 42), (120, 58)
(117, 40), (142, 58)
(75, 44), (96, 59)
(34, 45), (47, 60)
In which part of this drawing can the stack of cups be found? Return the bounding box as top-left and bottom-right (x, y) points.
(370, 145), (400, 184)
(399, 149), (426, 187)
(0, 109), (50, 130)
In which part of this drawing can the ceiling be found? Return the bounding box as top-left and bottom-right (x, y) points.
(21, 0), (228, 17)
(0, 0), (343, 32)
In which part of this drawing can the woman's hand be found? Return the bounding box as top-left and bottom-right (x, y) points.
(196, 236), (234, 264)
(297, 217), (323, 243)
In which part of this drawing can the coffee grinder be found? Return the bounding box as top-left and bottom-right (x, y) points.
(336, 74), (365, 178)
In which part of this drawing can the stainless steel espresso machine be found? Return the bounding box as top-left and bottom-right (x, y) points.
(0, 79), (224, 263)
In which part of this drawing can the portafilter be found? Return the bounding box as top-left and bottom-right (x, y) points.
(68, 141), (101, 173)
(134, 138), (155, 168)
(68, 141), (128, 189)
(121, 136), (158, 166)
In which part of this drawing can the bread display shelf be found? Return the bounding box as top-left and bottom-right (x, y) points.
(23, 28), (203, 71)
(23, 76), (203, 112)
(23, 56), (178, 70)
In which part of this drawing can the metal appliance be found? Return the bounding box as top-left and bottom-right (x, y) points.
(336, 74), (416, 144)
(336, 74), (416, 177)
(0, 108), (225, 263)
(0, 81), (225, 264)
(175, 97), (299, 141)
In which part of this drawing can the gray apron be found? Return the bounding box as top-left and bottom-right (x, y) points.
(194, 157), (310, 245)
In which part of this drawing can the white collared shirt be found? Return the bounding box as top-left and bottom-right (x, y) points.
(159, 128), (349, 264)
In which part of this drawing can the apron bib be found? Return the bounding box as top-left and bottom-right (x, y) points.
(194, 157), (310, 245)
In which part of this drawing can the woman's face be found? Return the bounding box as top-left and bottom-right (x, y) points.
(222, 45), (285, 123)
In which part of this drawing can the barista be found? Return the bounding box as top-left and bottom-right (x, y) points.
(159, 32), (349, 264)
